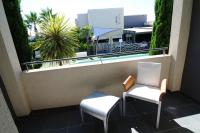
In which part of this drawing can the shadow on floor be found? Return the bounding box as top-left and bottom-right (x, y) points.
(16, 92), (199, 133)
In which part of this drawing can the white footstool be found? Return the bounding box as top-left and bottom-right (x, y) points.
(80, 91), (121, 133)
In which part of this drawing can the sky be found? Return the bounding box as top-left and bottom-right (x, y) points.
(20, 0), (155, 25)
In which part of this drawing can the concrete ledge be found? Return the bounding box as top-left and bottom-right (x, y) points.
(22, 55), (171, 110)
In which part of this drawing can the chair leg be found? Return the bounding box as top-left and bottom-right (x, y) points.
(123, 93), (126, 117)
(103, 117), (108, 133)
(80, 107), (84, 123)
(156, 101), (162, 129)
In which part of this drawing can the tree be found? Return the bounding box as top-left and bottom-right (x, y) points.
(71, 26), (94, 52)
(79, 25), (93, 44)
(2, 0), (32, 70)
(39, 15), (78, 65)
(40, 8), (56, 22)
(24, 12), (40, 34)
(150, 0), (173, 54)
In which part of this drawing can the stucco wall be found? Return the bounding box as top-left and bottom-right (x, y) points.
(168, 0), (193, 91)
(181, 0), (200, 102)
(88, 8), (124, 29)
(0, 0), (30, 116)
(0, 88), (18, 133)
(22, 55), (171, 110)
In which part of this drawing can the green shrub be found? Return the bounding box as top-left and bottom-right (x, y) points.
(33, 63), (42, 69)
(2, 0), (32, 70)
(39, 15), (79, 64)
(79, 43), (88, 52)
(79, 25), (93, 44)
(87, 45), (94, 55)
(150, 0), (173, 55)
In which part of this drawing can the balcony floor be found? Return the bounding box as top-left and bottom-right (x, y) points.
(16, 92), (200, 133)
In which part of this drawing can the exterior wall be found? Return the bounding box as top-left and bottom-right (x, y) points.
(0, 88), (19, 133)
(75, 13), (88, 28)
(124, 15), (147, 28)
(76, 13), (147, 29)
(168, 0), (193, 91)
(88, 8), (124, 29)
(0, 0), (31, 116)
(22, 55), (171, 110)
(181, 0), (200, 102)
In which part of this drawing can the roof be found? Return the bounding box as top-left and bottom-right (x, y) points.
(124, 27), (153, 35)
(93, 27), (123, 40)
(124, 15), (147, 28)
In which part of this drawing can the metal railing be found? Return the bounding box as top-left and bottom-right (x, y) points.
(22, 47), (168, 71)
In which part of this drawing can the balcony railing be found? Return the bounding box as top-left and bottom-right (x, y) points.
(22, 47), (168, 71)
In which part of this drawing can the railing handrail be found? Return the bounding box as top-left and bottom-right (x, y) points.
(22, 47), (168, 70)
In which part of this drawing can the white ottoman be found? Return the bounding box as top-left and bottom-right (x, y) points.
(80, 91), (121, 133)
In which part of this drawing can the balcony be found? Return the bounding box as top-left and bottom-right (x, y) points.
(0, 0), (199, 133)
(16, 92), (200, 133)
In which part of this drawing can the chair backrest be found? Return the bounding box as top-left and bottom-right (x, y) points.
(136, 62), (161, 87)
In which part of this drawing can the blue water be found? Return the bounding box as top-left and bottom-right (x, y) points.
(76, 54), (148, 64)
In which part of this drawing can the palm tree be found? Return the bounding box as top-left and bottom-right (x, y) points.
(79, 25), (93, 44)
(39, 15), (78, 65)
(24, 12), (40, 35)
(24, 19), (32, 36)
(40, 8), (56, 22)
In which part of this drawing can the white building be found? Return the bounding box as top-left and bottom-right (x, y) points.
(76, 8), (124, 40)
(75, 13), (88, 28)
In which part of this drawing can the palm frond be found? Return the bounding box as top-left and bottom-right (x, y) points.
(39, 15), (79, 60)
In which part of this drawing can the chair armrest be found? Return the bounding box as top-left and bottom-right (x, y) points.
(159, 79), (167, 101)
(122, 75), (136, 91)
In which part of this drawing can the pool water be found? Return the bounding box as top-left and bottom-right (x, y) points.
(75, 54), (148, 64)
(41, 54), (149, 68)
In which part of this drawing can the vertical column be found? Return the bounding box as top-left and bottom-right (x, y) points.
(0, 88), (19, 133)
(0, 0), (31, 116)
(168, 0), (193, 91)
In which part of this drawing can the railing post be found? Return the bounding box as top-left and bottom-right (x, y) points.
(100, 56), (103, 64)
(25, 64), (29, 71)
(162, 49), (166, 55)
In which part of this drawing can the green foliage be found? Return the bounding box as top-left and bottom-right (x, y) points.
(40, 8), (57, 22)
(79, 43), (88, 52)
(2, 0), (32, 69)
(87, 44), (94, 55)
(24, 11), (40, 33)
(78, 25), (93, 44)
(39, 15), (79, 61)
(29, 40), (42, 51)
(71, 26), (93, 52)
(150, 0), (173, 54)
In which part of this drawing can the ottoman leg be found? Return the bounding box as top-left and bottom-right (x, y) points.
(103, 117), (108, 133)
(80, 108), (84, 122)
(119, 99), (123, 119)
(123, 93), (126, 117)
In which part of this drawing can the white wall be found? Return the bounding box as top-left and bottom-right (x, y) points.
(168, 0), (193, 91)
(88, 8), (124, 29)
(22, 55), (171, 110)
(76, 13), (88, 28)
(0, 88), (19, 133)
(0, 0), (30, 116)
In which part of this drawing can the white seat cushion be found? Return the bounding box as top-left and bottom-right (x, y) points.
(137, 62), (161, 87)
(80, 91), (120, 118)
(126, 84), (162, 104)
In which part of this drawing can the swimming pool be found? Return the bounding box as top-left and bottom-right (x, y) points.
(40, 53), (149, 69)
(75, 53), (149, 64)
